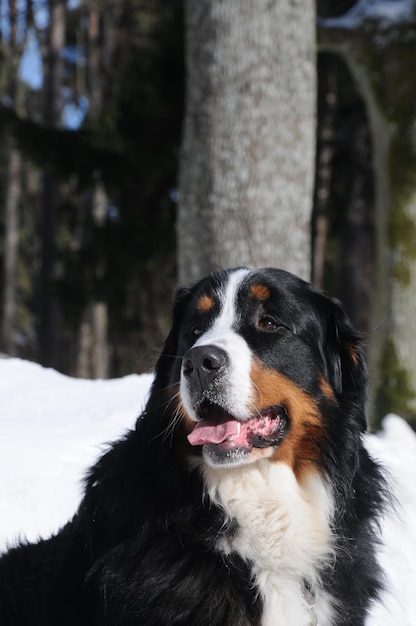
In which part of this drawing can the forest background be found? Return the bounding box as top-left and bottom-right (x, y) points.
(1, 0), (416, 427)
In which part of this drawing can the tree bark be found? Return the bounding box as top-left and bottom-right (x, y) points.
(312, 60), (338, 290)
(75, 0), (124, 379)
(178, 0), (316, 283)
(75, 300), (109, 379)
(1, 0), (25, 355)
(1, 139), (21, 354)
(38, 0), (66, 367)
(339, 109), (374, 335)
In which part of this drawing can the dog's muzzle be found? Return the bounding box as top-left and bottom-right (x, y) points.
(182, 345), (228, 398)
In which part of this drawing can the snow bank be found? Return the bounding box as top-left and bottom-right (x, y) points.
(0, 357), (415, 624)
(0, 358), (152, 548)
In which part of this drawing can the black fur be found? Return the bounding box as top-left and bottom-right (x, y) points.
(0, 268), (389, 625)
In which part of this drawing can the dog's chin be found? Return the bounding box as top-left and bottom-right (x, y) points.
(202, 442), (275, 468)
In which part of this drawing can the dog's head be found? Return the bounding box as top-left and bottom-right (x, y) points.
(151, 268), (366, 474)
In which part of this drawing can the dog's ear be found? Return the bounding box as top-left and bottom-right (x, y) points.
(153, 286), (191, 384)
(322, 297), (367, 430)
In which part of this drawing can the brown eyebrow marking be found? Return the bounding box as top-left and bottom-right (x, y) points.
(250, 284), (271, 301)
(197, 294), (215, 313)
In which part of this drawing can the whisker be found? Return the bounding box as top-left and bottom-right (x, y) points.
(148, 387), (189, 445)
(157, 382), (180, 398)
(161, 390), (181, 416)
(160, 402), (187, 445)
(250, 379), (264, 415)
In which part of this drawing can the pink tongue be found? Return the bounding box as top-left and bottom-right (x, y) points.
(187, 418), (241, 446)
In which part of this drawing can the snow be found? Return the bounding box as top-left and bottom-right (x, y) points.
(0, 358), (415, 624)
(319, 0), (414, 31)
(0, 358), (152, 548)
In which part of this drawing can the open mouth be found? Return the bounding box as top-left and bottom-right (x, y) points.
(187, 401), (288, 459)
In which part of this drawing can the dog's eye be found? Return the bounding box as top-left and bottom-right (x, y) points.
(257, 315), (279, 332)
(191, 324), (203, 337)
(257, 316), (283, 332)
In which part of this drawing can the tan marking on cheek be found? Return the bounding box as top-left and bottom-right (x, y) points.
(197, 294), (215, 313)
(319, 374), (337, 403)
(250, 284), (271, 301)
(250, 358), (326, 478)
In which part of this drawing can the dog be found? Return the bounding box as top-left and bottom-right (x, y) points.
(0, 267), (388, 625)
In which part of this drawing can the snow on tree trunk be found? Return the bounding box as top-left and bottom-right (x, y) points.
(319, 2), (416, 425)
(178, 0), (316, 283)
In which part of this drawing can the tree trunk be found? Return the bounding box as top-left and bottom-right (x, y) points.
(1, 139), (21, 354)
(319, 4), (416, 425)
(86, 0), (102, 116)
(38, 171), (58, 366)
(38, 0), (66, 367)
(75, 300), (109, 379)
(312, 59), (338, 290)
(74, 0), (121, 379)
(178, 0), (316, 283)
(1, 0), (25, 355)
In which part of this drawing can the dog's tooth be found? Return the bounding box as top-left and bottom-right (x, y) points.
(227, 423), (241, 441)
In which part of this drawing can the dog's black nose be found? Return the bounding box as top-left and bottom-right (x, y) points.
(183, 345), (228, 389)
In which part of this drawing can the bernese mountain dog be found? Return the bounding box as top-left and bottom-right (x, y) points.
(0, 267), (388, 626)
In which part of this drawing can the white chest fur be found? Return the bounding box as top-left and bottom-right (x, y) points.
(203, 461), (336, 626)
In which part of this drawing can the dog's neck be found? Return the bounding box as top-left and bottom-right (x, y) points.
(202, 459), (335, 626)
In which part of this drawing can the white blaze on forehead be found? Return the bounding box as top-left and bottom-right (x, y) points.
(183, 268), (254, 420)
(198, 268), (251, 342)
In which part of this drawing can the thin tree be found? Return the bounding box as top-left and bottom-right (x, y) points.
(319, 1), (416, 424)
(75, 0), (128, 378)
(1, 0), (24, 354)
(38, 0), (66, 367)
(178, 0), (316, 283)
